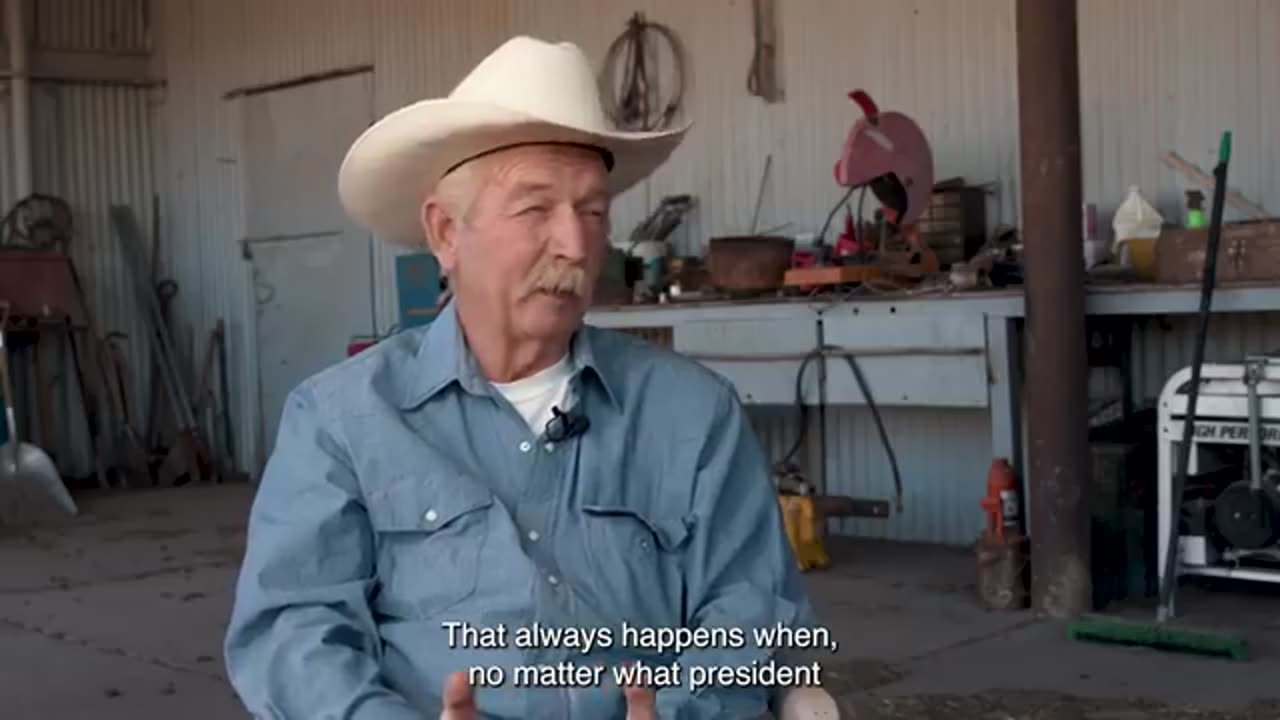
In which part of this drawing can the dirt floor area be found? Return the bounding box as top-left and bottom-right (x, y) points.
(1, 484), (1278, 719)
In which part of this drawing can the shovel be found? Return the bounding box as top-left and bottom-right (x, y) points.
(0, 303), (78, 527)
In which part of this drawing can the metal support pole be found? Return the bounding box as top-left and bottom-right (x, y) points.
(1016, 0), (1092, 619)
(6, 0), (32, 200)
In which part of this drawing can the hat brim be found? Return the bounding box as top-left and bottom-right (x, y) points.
(338, 98), (690, 249)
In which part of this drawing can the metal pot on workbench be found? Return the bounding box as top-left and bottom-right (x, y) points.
(705, 235), (795, 292)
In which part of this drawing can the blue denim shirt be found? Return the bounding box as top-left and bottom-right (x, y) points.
(224, 301), (817, 719)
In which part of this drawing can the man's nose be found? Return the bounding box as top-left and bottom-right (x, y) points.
(547, 205), (592, 261)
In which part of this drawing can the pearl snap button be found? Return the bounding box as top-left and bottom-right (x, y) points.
(423, 509), (438, 523)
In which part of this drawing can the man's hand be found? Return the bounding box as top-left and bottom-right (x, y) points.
(439, 671), (477, 719)
(623, 684), (658, 720)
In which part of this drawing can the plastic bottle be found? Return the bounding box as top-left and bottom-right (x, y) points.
(1185, 190), (1207, 229)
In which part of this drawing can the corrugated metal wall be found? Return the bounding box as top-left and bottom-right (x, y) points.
(1, 0), (156, 477)
(1130, 312), (1280, 405)
(34, 84), (158, 477)
(34, 0), (150, 53)
(1078, 0), (1280, 239)
(749, 403), (993, 544)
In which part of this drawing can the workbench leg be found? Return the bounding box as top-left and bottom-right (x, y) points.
(1120, 319), (1135, 420)
(987, 315), (1026, 531)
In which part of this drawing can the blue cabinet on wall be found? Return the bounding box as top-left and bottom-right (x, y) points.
(396, 253), (441, 329)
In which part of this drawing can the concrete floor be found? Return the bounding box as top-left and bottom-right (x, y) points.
(1, 485), (1278, 719)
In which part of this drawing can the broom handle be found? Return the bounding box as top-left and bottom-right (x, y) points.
(1158, 132), (1231, 622)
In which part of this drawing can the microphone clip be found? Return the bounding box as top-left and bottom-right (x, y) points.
(546, 405), (590, 442)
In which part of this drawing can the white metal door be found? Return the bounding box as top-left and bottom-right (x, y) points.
(238, 71), (375, 465)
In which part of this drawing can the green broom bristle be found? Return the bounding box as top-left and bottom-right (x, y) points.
(1067, 615), (1249, 661)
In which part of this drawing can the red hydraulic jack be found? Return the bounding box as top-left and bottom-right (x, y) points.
(976, 458), (1030, 610)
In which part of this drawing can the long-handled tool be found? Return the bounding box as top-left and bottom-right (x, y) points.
(110, 205), (212, 486)
(1157, 131), (1232, 624)
(1069, 132), (1249, 660)
(0, 302), (78, 527)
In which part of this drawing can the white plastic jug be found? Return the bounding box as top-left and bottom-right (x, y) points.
(1112, 185), (1163, 279)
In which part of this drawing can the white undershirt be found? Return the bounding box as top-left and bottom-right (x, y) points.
(490, 355), (574, 434)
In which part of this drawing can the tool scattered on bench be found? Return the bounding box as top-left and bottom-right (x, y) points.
(0, 301), (78, 527)
(785, 89), (938, 291)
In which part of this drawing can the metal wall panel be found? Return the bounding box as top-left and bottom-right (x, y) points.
(748, 404), (993, 545)
(150, 0), (253, 471)
(0, 0), (157, 476)
(33, 0), (151, 54)
(1130, 312), (1280, 406)
(824, 406), (992, 544)
(237, 0), (373, 89)
(28, 84), (157, 477)
(1078, 0), (1280, 242)
(0, 96), (13, 213)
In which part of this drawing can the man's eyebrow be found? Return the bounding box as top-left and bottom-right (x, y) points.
(505, 181), (556, 199)
(578, 188), (609, 205)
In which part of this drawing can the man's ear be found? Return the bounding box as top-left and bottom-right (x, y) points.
(420, 197), (458, 271)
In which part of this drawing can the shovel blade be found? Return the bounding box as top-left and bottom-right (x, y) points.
(0, 442), (78, 528)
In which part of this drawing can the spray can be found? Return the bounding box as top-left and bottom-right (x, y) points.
(1185, 190), (1207, 229)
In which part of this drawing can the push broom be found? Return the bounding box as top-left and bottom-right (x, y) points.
(1067, 131), (1249, 661)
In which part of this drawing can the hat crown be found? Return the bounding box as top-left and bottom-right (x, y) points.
(450, 36), (610, 131)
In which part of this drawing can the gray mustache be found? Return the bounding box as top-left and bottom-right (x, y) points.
(531, 262), (587, 296)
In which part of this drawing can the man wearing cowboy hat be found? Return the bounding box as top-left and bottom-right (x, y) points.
(224, 36), (818, 719)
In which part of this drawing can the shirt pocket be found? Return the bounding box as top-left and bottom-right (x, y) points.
(365, 476), (494, 620)
(579, 503), (691, 628)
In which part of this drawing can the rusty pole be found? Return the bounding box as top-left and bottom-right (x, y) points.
(1016, 0), (1092, 618)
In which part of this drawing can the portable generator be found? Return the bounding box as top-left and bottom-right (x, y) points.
(1158, 354), (1280, 588)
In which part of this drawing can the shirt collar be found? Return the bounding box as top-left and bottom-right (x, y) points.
(398, 299), (620, 411)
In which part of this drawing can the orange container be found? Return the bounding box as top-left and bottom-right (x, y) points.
(980, 458), (1021, 542)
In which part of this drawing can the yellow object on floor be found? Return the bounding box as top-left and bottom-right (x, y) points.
(778, 494), (829, 572)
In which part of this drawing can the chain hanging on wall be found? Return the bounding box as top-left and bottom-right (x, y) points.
(599, 12), (687, 132)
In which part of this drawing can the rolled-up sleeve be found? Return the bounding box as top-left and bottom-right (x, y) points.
(655, 382), (820, 719)
(224, 384), (423, 719)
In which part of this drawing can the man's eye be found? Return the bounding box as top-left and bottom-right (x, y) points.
(519, 205), (549, 215)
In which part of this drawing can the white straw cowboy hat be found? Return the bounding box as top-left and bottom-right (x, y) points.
(338, 35), (690, 248)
